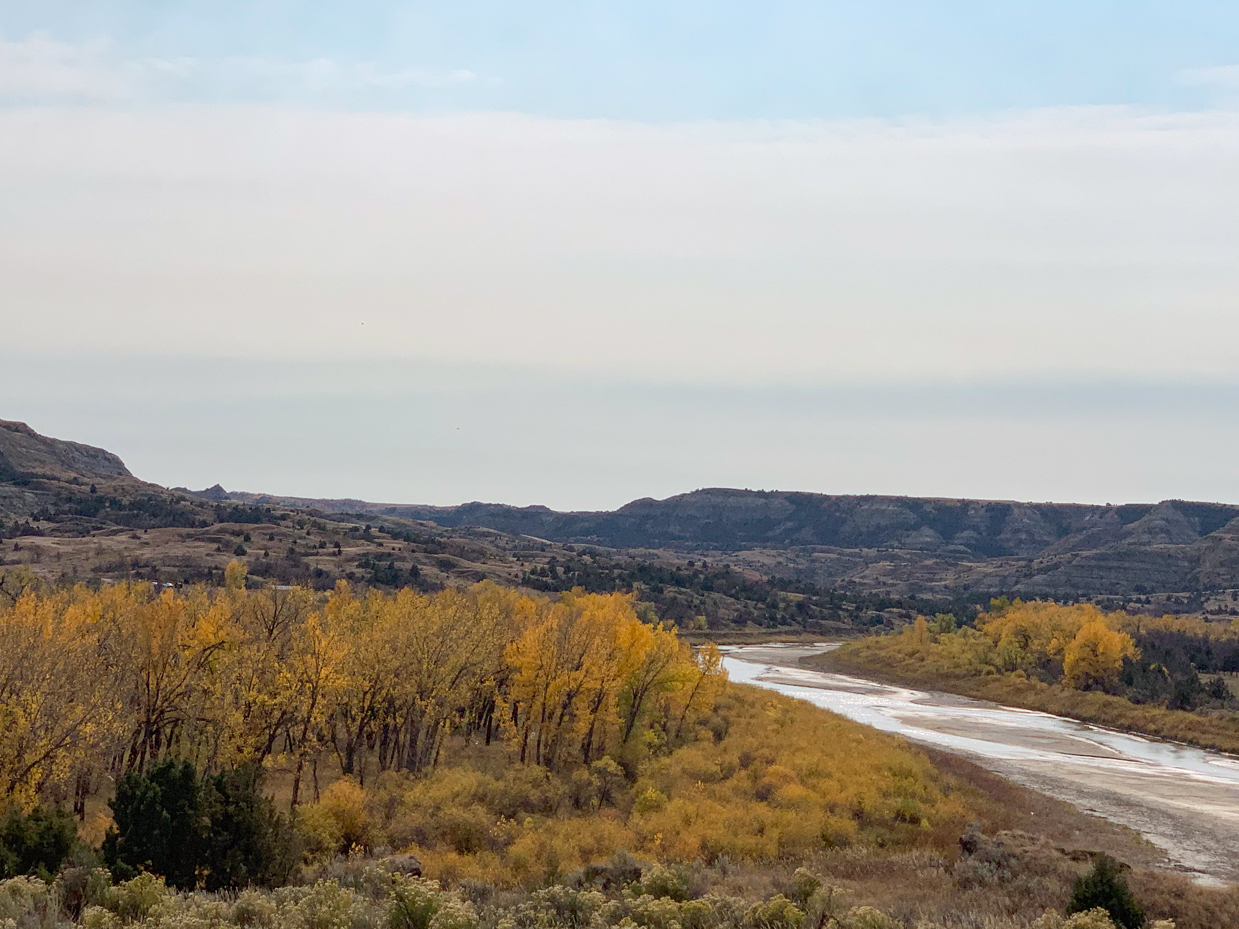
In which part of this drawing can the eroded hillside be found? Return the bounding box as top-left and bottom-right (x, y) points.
(6, 418), (1239, 621)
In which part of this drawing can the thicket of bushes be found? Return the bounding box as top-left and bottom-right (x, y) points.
(0, 682), (978, 889)
(285, 684), (973, 887)
(0, 858), (1163, 929)
(0, 806), (78, 880)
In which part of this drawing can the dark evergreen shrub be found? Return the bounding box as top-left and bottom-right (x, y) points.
(0, 805), (79, 878)
(201, 763), (298, 890)
(103, 759), (296, 890)
(1068, 855), (1145, 929)
(103, 759), (205, 889)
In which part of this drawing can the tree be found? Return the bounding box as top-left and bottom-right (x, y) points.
(105, 585), (235, 773)
(286, 604), (345, 808)
(0, 586), (123, 809)
(201, 763), (297, 889)
(0, 579), (725, 818)
(1067, 855), (1145, 929)
(103, 758), (205, 889)
(1063, 621), (1137, 690)
(0, 804), (78, 878)
(672, 642), (727, 742)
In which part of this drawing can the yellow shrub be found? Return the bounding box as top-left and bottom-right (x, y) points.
(300, 777), (371, 855)
(339, 684), (973, 885)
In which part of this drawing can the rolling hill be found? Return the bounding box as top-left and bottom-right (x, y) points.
(5, 418), (1239, 619)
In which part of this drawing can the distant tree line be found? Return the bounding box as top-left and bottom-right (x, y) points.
(519, 552), (980, 631)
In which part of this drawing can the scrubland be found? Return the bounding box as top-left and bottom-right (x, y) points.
(0, 574), (1235, 928)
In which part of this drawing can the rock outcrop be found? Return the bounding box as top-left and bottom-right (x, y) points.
(0, 420), (132, 481)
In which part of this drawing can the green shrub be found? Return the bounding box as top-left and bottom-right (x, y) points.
(743, 894), (803, 929)
(623, 893), (684, 929)
(1067, 857), (1144, 929)
(103, 759), (203, 889)
(788, 869), (820, 908)
(838, 906), (901, 929)
(233, 889), (279, 928)
(202, 763), (299, 890)
(104, 759), (297, 891)
(55, 866), (113, 921)
(0, 874), (58, 929)
(109, 872), (170, 922)
(631, 863), (691, 902)
(513, 886), (606, 929)
(387, 877), (442, 929)
(0, 806), (79, 879)
(427, 897), (477, 929)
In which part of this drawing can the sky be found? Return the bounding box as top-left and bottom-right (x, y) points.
(3, 2), (1239, 509)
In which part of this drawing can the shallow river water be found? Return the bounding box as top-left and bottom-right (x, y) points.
(723, 644), (1239, 885)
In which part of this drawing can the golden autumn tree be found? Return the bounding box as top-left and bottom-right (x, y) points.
(111, 584), (234, 772)
(1063, 619), (1138, 689)
(383, 583), (515, 774)
(503, 593), (614, 769)
(616, 612), (690, 748)
(502, 590), (725, 769)
(670, 641), (728, 742)
(0, 588), (121, 810)
(206, 583), (314, 768)
(286, 598), (347, 808)
(0, 576), (725, 811)
(977, 600), (1137, 681)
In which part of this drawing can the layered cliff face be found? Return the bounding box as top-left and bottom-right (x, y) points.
(0, 420), (215, 530)
(221, 485), (1239, 601)
(0, 420), (132, 482)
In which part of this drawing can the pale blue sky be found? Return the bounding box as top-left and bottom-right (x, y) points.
(4, 2), (1239, 116)
(4, 3), (1239, 507)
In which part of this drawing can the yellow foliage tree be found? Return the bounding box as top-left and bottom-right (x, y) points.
(1062, 619), (1138, 690)
(0, 577), (725, 812)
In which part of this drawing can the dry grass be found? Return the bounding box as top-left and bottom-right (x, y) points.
(290, 682), (1239, 926)
(324, 683), (975, 888)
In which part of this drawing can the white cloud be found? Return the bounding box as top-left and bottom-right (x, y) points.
(2, 105), (1239, 385)
(207, 57), (477, 95)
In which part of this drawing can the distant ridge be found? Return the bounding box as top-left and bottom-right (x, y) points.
(217, 485), (1239, 556)
(206, 485), (1239, 597)
(7, 415), (1239, 601)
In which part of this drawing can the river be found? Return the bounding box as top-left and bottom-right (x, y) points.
(722, 643), (1239, 886)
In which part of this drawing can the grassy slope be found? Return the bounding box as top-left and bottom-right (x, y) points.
(356, 683), (977, 887)
(277, 683), (1239, 928)
(68, 675), (1239, 927)
(810, 638), (1239, 756)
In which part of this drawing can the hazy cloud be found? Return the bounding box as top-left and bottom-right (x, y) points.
(2, 104), (1239, 385)
(0, 32), (131, 101)
(1178, 64), (1239, 89)
(7, 354), (1239, 508)
(0, 32), (476, 103)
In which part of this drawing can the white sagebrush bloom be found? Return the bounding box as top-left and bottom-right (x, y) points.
(0, 876), (58, 929)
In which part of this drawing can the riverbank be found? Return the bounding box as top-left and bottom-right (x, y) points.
(809, 640), (1239, 757)
(722, 645), (1239, 889)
